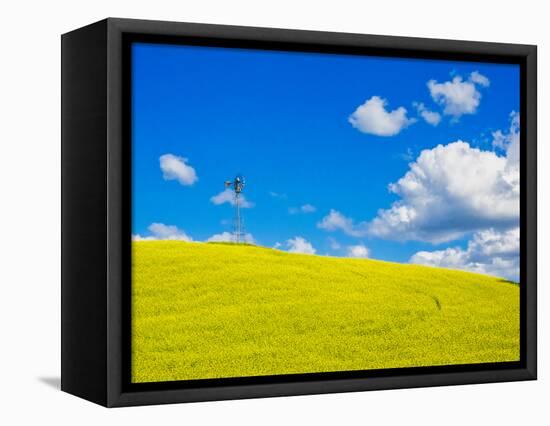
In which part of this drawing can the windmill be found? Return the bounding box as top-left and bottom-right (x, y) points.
(224, 175), (246, 243)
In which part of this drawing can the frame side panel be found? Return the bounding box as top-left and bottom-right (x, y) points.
(61, 19), (109, 406)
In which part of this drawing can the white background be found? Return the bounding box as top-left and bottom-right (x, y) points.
(0, 0), (546, 424)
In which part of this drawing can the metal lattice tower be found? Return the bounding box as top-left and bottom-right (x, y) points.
(224, 175), (246, 243)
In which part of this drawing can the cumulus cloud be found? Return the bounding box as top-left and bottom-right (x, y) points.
(207, 231), (255, 244)
(469, 71), (491, 87)
(410, 227), (519, 281)
(346, 244), (370, 258)
(132, 223), (192, 241)
(289, 204), (317, 214)
(349, 96), (416, 136)
(317, 209), (368, 237)
(413, 102), (441, 126)
(376, 112), (519, 280)
(323, 113), (520, 245)
(159, 154), (198, 186)
(286, 236), (316, 254)
(493, 111), (520, 166)
(210, 189), (254, 208)
(367, 139), (519, 243)
(427, 71), (490, 119)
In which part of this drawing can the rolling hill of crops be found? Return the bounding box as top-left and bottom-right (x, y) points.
(131, 241), (519, 383)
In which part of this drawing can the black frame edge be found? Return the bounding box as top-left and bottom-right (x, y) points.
(112, 367), (535, 407)
(106, 17), (536, 56)
(524, 45), (537, 380)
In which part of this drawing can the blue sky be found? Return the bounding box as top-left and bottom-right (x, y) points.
(132, 42), (520, 281)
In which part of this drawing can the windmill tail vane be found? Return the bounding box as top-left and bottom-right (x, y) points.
(224, 175), (246, 243)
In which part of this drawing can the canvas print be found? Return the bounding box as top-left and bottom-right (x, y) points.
(131, 42), (520, 383)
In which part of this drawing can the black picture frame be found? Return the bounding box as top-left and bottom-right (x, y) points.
(61, 17), (537, 407)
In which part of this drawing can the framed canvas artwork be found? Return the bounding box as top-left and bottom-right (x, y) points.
(61, 18), (537, 407)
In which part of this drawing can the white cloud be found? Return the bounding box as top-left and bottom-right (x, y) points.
(289, 204), (317, 214)
(273, 242), (282, 249)
(269, 191), (287, 199)
(207, 231), (255, 244)
(469, 71), (491, 87)
(300, 204), (316, 213)
(317, 209), (368, 237)
(132, 234), (155, 241)
(347, 244), (370, 258)
(286, 236), (316, 255)
(210, 188), (254, 208)
(427, 72), (490, 119)
(349, 96), (415, 136)
(369, 112), (520, 280)
(367, 139), (519, 243)
(159, 154), (198, 186)
(410, 227), (519, 281)
(132, 223), (192, 241)
(413, 102), (441, 126)
(492, 111), (520, 166)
